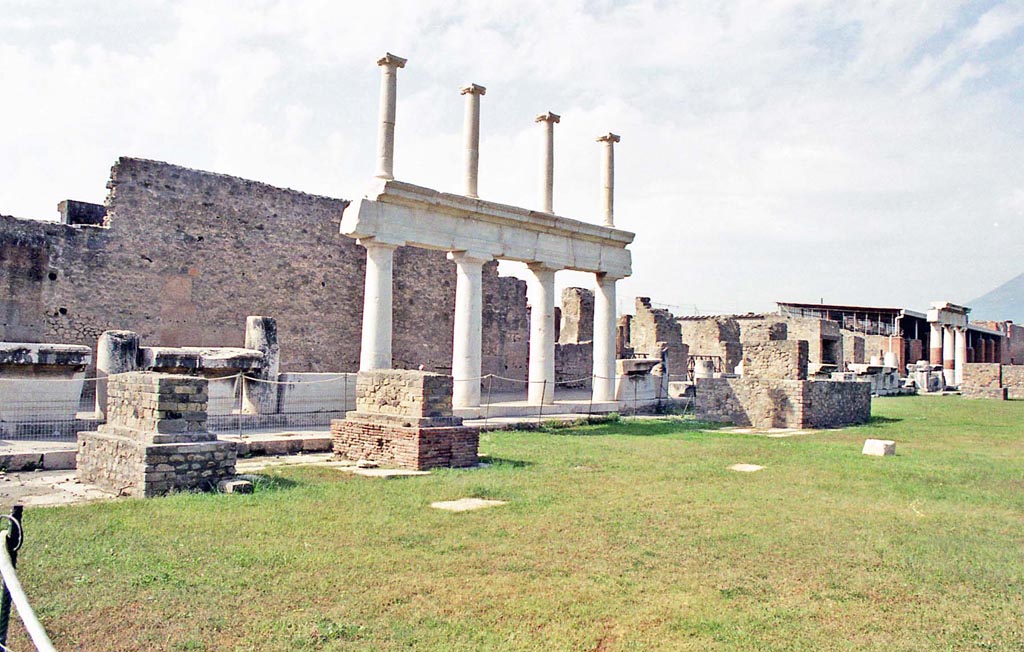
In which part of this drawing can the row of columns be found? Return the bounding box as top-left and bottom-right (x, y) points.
(361, 53), (624, 407)
(929, 323), (967, 387)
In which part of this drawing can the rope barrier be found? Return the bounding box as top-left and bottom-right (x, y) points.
(0, 510), (57, 652)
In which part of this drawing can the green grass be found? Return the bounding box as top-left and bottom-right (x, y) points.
(8, 396), (1024, 651)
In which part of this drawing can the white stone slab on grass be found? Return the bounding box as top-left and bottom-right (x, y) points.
(727, 463), (764, 473)
(431, 497), (507, 512)
(862, 439), (896, 456)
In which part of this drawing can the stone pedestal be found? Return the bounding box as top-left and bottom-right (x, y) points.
(77, 372), (236, 497)
(331, 370), (478, 470)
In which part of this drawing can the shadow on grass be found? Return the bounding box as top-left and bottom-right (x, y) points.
(865, 416), (903, 427)
(477, 456), (532, 469)
(235, 473), (300, 492)
(543, 418), (726, 437)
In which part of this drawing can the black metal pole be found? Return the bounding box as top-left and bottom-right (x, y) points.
(0, 504), (24, 647)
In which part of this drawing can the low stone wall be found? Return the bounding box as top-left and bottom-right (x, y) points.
(961, 363), (1003, 399)
(1003, 365), (1024, 400)
(695, 377), (870, 429)
(804, 381), (872, 428)
(77, 372), (236, 497)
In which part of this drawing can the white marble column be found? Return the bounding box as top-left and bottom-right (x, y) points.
(375, 53), (407, 180)
(942, 325), (955, 388)
(449, 251), (489, 408)
(929, 322), (943, 365)
(954, 327), (966, 386)
(461, 84), (486, 198)
(535, 112), (560, 213)
(359, 239), (399, 371)
(526, 263), (557, 405)
(592, 273), (618, 402)
(597, 133), (620, 228)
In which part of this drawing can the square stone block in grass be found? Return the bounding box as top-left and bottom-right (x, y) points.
(862, 439), (896, 456)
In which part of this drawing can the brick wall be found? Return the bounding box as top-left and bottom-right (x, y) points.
(1, 157), (528, 377)
(331, 420), (478, 470)
(804, 381), (872, 428)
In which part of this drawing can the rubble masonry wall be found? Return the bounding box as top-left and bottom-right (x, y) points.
(0, 157), (528, 376)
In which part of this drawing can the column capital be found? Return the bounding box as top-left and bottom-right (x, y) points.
(595, 271), (624, 283)
(460, 83), (487, 96)
(527, 261), (561, 273)
(356, 237), (402, 251)
(535, 111), (561, 124)
(377, 52), (407, 68)
(447, 250), (493, 265)
(597, 132), (620, 144)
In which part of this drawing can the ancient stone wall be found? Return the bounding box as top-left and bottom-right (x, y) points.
(960, 363), (1005, 399)
(353, 369), (453, 420)
(741, 340), (808, 380)
(804, 381), (872, 428)
(678, 316), (742, 372)
(735, 316), (787, 343)
(631, 298), (688, 377)
(1, 158), (528, 376)
(695, 377), (870, 429)
(555, 342), (593, 389)
(76, 372), (236, 497)
(1003, 365), (1024, 399)
(843, 334), (866, 365)
(558, 287), (594, 344)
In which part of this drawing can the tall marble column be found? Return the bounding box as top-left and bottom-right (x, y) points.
(942, 326), (955, 388)
(954, 327), (966, 386)
(375, 53), (407, 180)
(526, 263), (557, 405)
(929, 323), (943, 366)
(592, 273), (619, 402)
(359, 240), (399, 371)
(535, 112), (560, 213)
(597, 133), (620, 228)
(449, 251), (489, 409)
(461, 83), (486, 198)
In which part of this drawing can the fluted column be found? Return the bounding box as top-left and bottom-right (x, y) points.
(597, 133), (620, 227)
(535, 112), (560, 213)
(592, 273), (619, 402)
(461, 83), (486, 198)
(359, 239), (399, 371)
(375, 53), (407, 180)
(526, 263), (557, 405)
(449, 251), (490, 408)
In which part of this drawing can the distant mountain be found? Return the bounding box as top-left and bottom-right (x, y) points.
(967, 273), (1024, 324)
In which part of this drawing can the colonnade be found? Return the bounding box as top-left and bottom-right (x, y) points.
(355, 54), (626, 408)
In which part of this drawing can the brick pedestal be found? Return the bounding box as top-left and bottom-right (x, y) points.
(77, 372), (236, 497)
(331, 370), (479, 470)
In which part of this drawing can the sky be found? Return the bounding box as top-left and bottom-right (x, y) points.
(1, 0), (1022, 316)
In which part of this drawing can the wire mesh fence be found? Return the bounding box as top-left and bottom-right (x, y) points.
(0, 369), (692, 443)
(0, 376), (100, 442)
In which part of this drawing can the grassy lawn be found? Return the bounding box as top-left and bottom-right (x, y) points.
(9, 396), (1024, 651)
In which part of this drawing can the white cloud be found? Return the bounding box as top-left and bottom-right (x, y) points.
(0, 0), (1021, 314)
